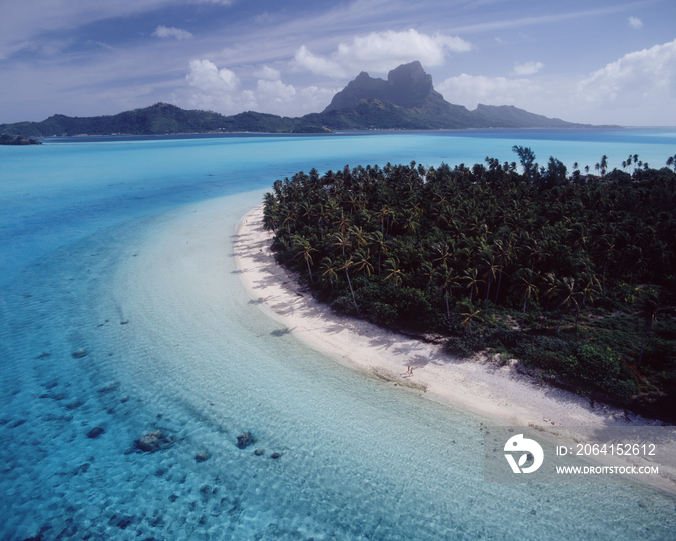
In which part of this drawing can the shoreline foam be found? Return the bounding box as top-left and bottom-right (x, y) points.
(234, 204), (676, 495)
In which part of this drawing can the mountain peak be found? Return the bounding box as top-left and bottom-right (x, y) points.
(323, 61), (435, 112)
(385, 61), (433, 108)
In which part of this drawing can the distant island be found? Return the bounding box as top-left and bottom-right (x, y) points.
(0, 61), (617, 137)
(0, 134), (42, 145)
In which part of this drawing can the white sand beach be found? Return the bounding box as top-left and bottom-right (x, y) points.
(234, 205), (676, 494)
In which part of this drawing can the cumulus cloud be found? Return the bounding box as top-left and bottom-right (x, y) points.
(185, 59), (252, 113)
(256, 79), (296, 104)
(292, 29), (472, 78)
(436, 39), (676, 125)
(183, 59), (337, 116)
(628, 17), (643, 29)
(437, 74), (543, 110)
(512, 61), (544, 76)
(295, 86), (337, 113)
(577, 38), (676, 105)
(152, 25), (193, 40)
(186, 59), (239, 93)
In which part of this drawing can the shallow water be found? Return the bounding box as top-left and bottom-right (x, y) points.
(1, 131), (675, 540)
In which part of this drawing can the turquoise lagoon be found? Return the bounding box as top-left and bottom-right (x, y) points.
(1, 129), (675, 540)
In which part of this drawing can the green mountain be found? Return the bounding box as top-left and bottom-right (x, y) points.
(0, 103), (304, 137)
(315, 61), (599, 130)
(0, 61), (609, 136)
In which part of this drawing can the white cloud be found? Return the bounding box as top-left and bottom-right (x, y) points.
(186, 59), (239, 93)
(435, 39), (676, 126)
(628, 17), (643, 29)
(182, 59), (337, 116)
(512, 61), (544, 76)
(292, 29), (472, 78)
(256, 79), (296, 104)
(437, 74), (543, 110)
(293, 45), (344, 78)
(152, 25), (193, 40)
(254, 65), (281, 81)
(296, 86), (337, 113)
(577, 38), (676, 105)
(185, 59), (253, 113)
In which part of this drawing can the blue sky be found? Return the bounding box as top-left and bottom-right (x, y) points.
(1, 0), (675, 126)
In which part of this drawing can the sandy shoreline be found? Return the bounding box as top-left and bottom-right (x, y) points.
(234, 205), (676, 494)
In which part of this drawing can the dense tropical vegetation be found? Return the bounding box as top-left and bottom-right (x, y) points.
(0, 134), (41, 145)
(262, 148), (676, 420)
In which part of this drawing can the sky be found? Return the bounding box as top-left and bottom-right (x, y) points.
(1, 0), (675, 126)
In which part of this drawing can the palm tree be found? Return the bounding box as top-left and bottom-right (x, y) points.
(343, 192), (360, 215)
(279, 206), (297, 244)
(667, 154), (676, 172)
(436, 265), (460, 319)
(459, 301), (482, 335)
(419, 261), (435, 294)
(334, 211), (352, 234)
(461, 268), (483, 304)
(592, 229), (618, 305)
(578, 271), (602, 313)
(368, 231), (388, 274)
(491, 236), (512, 303)
(600, 155), (608, 177)
(402, 209), (420, 235)
(518, 235), (548, 273)
(320, 257), (338, 291)
(293, 236), (317, 284)
(262, 207), (278, 233)
(349, 225), (368, 250)
(539, 271), (558, 329)
(353, 248), (374, 286)
(432, 242), (453, 268)
(511, 268), (540, 336)
(552, 276), (580, 333)
(337, 256), (359, 313)
(375, 205), (394, 237)
(333, 232), (352, 256)
(315, 202), (329, 240)
(384, 256), (406, 291)
(262, 193), (279, 232)
(566, 223), (590, 252)
(478, 247), (500, 313)
(298, 201), (313, 226)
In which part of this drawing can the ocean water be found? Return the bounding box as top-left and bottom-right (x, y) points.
(1, 129), (675, 540)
